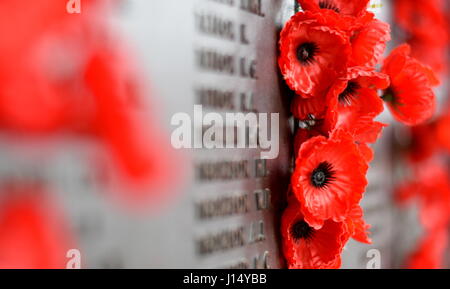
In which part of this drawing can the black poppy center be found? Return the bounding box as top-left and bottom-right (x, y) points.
(297, 42), (318, 65)
(339, 81), (361, 106)
(382, 86), (396, 103)
(319, 0), (340, 13)
(291, 220), (314, 240)
(311, 161), (335, 188)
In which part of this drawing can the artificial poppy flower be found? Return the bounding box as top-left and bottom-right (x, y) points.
(292, 108), (337, 157)
(291, 94), (327, 121)
(292, 104), (373, 163)
(407, 38), (448, 76)
(394, 160), (440, 205)
(393, 0), (448, 74)
(415, 163), (450, 231)
(357, 142), (374, 163)
(294, 129), (319, 159)
(0, 0), (109, 133)
(381, 44), (438, 126)
(394, 160), (450, 231)
(287, 9), (390, 68)
(0, 0), (183, 209)
(296, 0), (370, 17)
(291, 91), (334, 156)
(349, 12), (391, 67)
(406, 228), (448, 269)
(279, 11), (351, 98)
(84, 49), (184, 208)
(326, 66), (389, 144)
(393, 0), (448, 46)
(435, 111), (450, 153)
(292, 129), (368, 229)
(281, 197), (349, 269)
(344, 204), (371, 244)
(0, 0), (85, 133)
(406, 123), (438, 163)
(394, 180), (418, 206)
(0, 185), (75, 269)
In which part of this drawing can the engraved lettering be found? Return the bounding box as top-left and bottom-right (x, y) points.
(196, 49), (235, 75)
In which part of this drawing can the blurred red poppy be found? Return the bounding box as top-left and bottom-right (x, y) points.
(394, 0), (448, 47)
(381, 44), (438, 126)
(407, 228), (448, 269)
(393, 0), (448, 75)
(406, 124), (438, 163)
(395, 161), (450, 231)
(0, 0), (182, 203)
(435, 111), (450, 153)
(83, 49), (184, 208)
(0, 185), (75, 269)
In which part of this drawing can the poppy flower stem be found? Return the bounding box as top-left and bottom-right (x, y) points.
(294, 1), (301, 13)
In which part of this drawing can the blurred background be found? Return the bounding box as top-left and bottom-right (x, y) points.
(0, 0), (448, 269)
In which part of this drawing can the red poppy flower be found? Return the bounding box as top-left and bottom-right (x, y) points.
(394, 181), (418, 206)
(435, 111), (450, 153)
(357, 142), (374, 163)
(406, 123), (438, 163)
(0, 0), (183, 208)
(394, 0), (448, 47)
(292, 129), (368, 229)
(281, 197), (349, 269)
(395, 161), (450, 231)
(0, 186), (75, 269)
(291, 91), (335, 156)
(408, 38), (448, 76)
(297, 0), (370, 17)
(344, 204), (371, 244)
(294, 128), (321, 157)
(292, 110), (337, 157)
(0, 1), (83, 133)
(84, 49), (184, 208)
(381, 44), (438, 126)
(293, 108), (374, 163)
(0, 0), (108, 133)
(326, 67), (389, 144)
(407, 228), (448, 269)
(279, 11), (351, 98)
(349, 12), (391, 67)
(416, 163), (450, 231)
(286, 10), (390, 68)
(393, 0), (448, 74)
(409, 2), (448, 71)
(291, 94), (327, 121)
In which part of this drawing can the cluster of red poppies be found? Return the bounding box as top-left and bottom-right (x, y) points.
(278, 0), (438, 269)
(391, 0), (450, 269)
